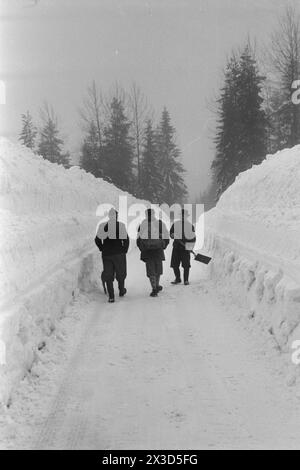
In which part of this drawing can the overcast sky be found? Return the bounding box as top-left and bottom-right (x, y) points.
(0, 0), (290, 198)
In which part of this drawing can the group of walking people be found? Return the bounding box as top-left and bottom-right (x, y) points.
(95, 208), (196, 303)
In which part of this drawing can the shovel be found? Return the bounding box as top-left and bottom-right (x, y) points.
(178, 241), (212, 265)
(192, 252), (212, 265)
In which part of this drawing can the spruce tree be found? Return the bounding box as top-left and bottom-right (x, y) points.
(212, 46), (267, 198)
(80, 121), (104, 178)
(128, 83), (151, 196)
(38, 106), (70, 168)
(103, 97), (134, 192)
(212, 55), (241, 196)
(156, 107), (188, 205)
(237, 46), (267, 171)
(140, 120), (162, 203)
(19, 111), (37, 151)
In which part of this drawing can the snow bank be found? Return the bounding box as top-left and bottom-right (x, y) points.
(0, 138), (139, 404)
(205, 146), (300, 360)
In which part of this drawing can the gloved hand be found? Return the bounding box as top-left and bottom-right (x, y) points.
(185, 242), (195, 252)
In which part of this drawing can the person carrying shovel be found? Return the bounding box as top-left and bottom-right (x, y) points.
(170, 208), (196, 286)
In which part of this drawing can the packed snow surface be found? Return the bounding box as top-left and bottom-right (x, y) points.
(1, 249), (300, 450)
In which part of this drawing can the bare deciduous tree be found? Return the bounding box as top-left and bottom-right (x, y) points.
(269, 6), (300, 89)
(79, 80), (104, 148)
(266, 5), (300, 148)
(128, 82), (152, 190)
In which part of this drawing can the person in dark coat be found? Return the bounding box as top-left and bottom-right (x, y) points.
(170, 209), (196, 285)
(95, 208), (129, 303)
(137, 209), (169, 297)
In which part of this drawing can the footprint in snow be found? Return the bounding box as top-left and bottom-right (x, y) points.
(165, 410), (186, 424)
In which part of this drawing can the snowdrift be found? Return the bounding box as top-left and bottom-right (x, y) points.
(0, 138), (140, 404)
(205, 146), (300, 357)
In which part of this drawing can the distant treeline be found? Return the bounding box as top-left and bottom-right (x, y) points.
(198, 5), (300, 207)
(18, 83), (187, 205)
(19, 5), (300, 208)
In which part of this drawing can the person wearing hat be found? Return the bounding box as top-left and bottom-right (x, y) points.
(95, 208), (129, 303)
(137, 208), (169, 297)
(170, 209), (196, 286)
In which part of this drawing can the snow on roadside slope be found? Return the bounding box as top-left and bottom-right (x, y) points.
(0, 138), (140, 404)
(205, 146), (300, 371)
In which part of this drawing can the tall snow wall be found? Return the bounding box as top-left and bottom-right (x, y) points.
(0, 138), (140, 404)
(205, 146), (300, 362)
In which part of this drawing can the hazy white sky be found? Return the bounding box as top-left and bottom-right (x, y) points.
(0, 0), (290, 198)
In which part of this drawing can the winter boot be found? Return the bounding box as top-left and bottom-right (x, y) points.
(156, 275), (163, 292)
(149, 276), (158, 297)
(118, 280), (127, 297)
(150, 290), (158, 297)
(184, 268), (190, 285)
(119, 288), (127, 297)
(171, 267), (181, 284)
(107, 280), (115, 303)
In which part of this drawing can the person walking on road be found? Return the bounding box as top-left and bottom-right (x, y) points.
(95, 208), (129, 303)
(170, 209), (196, 286)
(137, 209), (169, 297)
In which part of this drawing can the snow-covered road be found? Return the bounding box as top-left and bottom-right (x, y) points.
(24, 249), (299, 450)
(1, 138), (300, 450)
(2, 248), (300, 450)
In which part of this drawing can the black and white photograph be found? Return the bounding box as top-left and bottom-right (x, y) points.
(0, 0), (300, 452)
